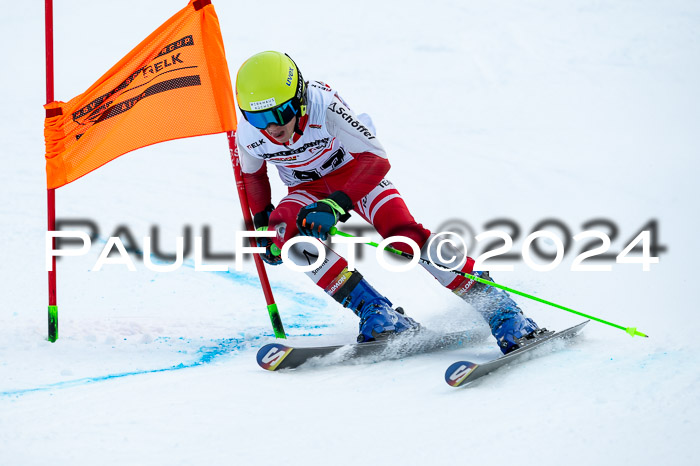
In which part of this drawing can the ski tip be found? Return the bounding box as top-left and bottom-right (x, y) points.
(256, 343), (294, 371)
(445, 361), (478, 388)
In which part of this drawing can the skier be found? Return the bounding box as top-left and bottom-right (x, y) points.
(235, 51), (540, 353)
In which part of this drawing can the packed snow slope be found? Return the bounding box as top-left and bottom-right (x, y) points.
(1, 1), (699, 465)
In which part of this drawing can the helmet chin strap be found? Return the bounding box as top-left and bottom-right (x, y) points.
(293, 106), (306, 136)
(294, 122), (304, 136)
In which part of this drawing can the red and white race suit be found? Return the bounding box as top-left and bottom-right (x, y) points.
(236, 81), (475, 295)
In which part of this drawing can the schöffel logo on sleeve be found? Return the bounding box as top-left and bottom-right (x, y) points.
(329, 102), (375, 140)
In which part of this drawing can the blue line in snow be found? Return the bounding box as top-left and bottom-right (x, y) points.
(0, 239), (335, 398)
(0, 332), (324, 398)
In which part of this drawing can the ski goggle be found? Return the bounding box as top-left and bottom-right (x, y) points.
(242, 100), (298, 130)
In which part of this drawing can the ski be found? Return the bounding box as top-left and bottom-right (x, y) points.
(256, 328), (482, 371)
(444, 320), (589, 388)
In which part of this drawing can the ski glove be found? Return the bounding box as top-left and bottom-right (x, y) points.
(253, 204), (275, 230)
(296, 191), (353, 241)
(253, 205), (282, 266)
(256, 227), (282, 265)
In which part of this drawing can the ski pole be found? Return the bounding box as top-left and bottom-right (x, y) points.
(227, 131), (286, 339)
(328, 227), (649, 338)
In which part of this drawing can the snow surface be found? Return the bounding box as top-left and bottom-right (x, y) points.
(1, 0), (699, 464)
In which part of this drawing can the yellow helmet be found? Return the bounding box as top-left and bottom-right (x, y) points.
(235, 51), (306, 129)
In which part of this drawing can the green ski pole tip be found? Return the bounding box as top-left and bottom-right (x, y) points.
(626, 327), (649, 338)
